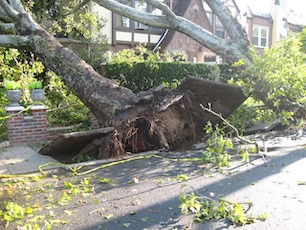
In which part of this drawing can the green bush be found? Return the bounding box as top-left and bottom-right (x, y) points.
(0, 88), (7, 141)
(45, 71), (90, 127)
(3, 80), (22, 90)
(28, 80), (43, 90)
(105, 62), (220, 92)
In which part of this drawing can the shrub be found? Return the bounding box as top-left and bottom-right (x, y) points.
(105, 62), (220, 92)
(3, 80), (22, 90)
(28, 80), (43, 90)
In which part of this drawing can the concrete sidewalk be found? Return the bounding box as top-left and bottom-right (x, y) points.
(0, 145), (58, 175)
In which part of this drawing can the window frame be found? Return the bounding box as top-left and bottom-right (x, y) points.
(252, 25), (269, 48)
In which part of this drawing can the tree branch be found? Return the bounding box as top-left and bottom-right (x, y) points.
(204, 0), (251, 62)
(65, 0), (91, 16)
(0, 7), (12, 22)
(145, 0), (177, 19)
(177, 16), (251, 64)
(8, 0), (26, 14)
(94, 0), (170, 28)
(0, 22), (14, 34)
(0, 0), (19, 21)
(0, 34), (30, 49)
(199, 103), (257, 147)
(94, 0), (250, 64)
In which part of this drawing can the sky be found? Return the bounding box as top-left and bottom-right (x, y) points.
(289, 0), (306, 13)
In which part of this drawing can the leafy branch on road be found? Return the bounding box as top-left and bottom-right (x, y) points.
(179, 192), (269, 226)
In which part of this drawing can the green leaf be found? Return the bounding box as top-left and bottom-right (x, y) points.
(105, 213), (113, 220)
(123, 223), (132, 227)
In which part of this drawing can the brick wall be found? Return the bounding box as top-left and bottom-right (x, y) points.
(163, 0), (212, 62)
(5, 105), (47, 145)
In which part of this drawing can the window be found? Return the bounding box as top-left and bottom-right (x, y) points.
(215, 17), (225, 38)
(252, 26), (269, 47)
(134, 1), (149, 29)
(206, 11), (213, 27)
(117, 16), (130, 28)
(115, 0), (167, 31)
(116, 0), (132, 28)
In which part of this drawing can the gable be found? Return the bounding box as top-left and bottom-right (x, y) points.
(158, 0), (212, 61)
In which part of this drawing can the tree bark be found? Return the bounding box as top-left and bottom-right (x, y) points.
(0, 0), (294, 160)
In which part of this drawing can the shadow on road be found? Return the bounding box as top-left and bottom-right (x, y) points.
(70, 147), (306, 230)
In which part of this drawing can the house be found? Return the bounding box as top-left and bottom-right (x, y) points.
(93, 0), (305, 62)
(235, 0), (304, 54)
(155, 0), (213, 62)
(92, 0), (168, 53)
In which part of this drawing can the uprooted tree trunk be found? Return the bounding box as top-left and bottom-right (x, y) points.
(40, 77), (246, 161)
(98, 77), (246, 158)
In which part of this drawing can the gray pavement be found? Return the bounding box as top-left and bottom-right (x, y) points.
(0, 145), (58, 175)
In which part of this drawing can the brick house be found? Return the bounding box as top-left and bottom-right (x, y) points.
(93, 0), (304, 62)
(156, 0), (213, 62)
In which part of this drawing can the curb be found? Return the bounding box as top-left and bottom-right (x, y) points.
(39, 150), (163, 176)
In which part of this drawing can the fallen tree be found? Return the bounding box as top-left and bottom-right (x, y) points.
(40, 77), (246, 160)
(1, 0), (303, 159)
(0, 0), (250, 159)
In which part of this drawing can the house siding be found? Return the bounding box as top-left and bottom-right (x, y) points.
(162, 0), (212, 62)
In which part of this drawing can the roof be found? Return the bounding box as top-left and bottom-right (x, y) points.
(236, 0), (305, 25)
(154, 0), (193, 51)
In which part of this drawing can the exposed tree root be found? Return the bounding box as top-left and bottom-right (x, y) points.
(40, 77), (246, 161)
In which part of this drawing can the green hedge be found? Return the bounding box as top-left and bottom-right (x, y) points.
(105, 62), (221, 92)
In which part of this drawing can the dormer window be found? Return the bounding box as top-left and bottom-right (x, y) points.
(252, 25), (269, 47)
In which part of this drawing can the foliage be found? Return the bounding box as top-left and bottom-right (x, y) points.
(217, 63), (237, 82)
(227, 97), (277, 132)
(45, 71), (90, 126)
(28, 80), (42, 90)
(0, 0), (108, 138)
(0, 48), (45, 140)
(97, 177), (113, 184)
(106, 63), (220, 93)
(0, 48), (89, 136)
(71, 154), (95, 163)
(0, 201), (33, 223)
(179, 192), (268, 225)
(106, 62), (220, 92)
(298, 27), (306, 53)
(236, 33), (306, 124)
(109, 44), (186, 64)
(28, 0), (106, 42)
(66, 42), (108, 70)
(26, 0), (109, 70)
(3, 80), (22, 90)
(202, 122), (233, 167)
(0, 88), (7, 141)
(105, 45), (220, 92)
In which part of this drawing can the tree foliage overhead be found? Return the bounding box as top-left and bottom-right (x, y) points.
(22, 0), (106, 42)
